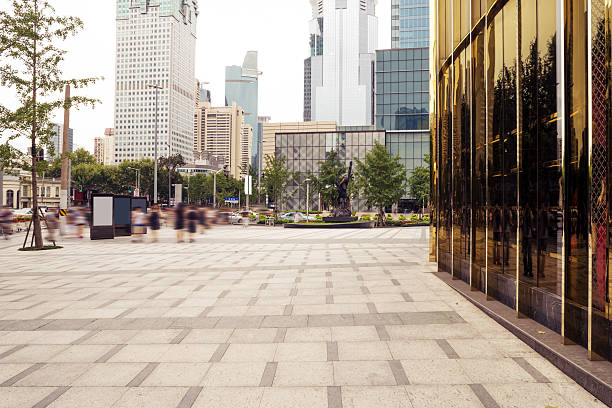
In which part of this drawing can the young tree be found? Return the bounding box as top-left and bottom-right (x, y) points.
(407, 153), (430, 209)
(354, 142), (408, 226)
(70, 148), (96, 166)
(310, 150), (346, 210)
(262, 154), (297, 215)
(158, 153), (185, 203)
(0, 0), (98, 248)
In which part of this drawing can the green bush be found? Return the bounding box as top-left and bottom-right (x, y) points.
(361, 215), (371, 221)
(410, 214), (420, 221)
(315, 215), (322, 220)
(399, 215), (407, 221)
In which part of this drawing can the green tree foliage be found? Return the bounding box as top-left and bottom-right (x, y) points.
(0, 0), (99, 248)
(310, 150), (346, 209)
(187, 174), (212, 205)
(354, 142), (408, 226)
(262, 154), (297, 214)
(70, 148), (96, 166)
(158, 153), (185, 204)
(407, 153), (430, 207)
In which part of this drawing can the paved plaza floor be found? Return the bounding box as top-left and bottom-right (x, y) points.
(0, 226), (606, 407)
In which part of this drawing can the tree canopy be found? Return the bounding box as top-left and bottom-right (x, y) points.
(354, 142), (408, 226)
(407, 153), (430, 207)
(310, 150), (346, 210)
(262, 154), (297, 213)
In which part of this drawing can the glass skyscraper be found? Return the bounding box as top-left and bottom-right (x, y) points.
(431, 0), (612, 367)
(373, 0), (430, 205)
(391, 0), (429, 49)
(225, 51), (260, 167)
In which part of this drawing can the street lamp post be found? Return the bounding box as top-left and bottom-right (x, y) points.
(258, 138), (263, 204)
(305, 178), (311, 223)
(127, 167), (140, 196)
(147, 83), (162, 204)
(166, 142), (172, 206)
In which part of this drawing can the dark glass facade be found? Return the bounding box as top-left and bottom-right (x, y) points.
(375, 48), (429, 131)
(431, 0), (612, 362)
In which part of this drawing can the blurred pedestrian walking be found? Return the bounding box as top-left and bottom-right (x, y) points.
(187, 206), (199, 243)
(149, 205), (161, 243)
(175, 203), (185, 243)
(132, 207), (146, 243)
(45, 208), (59, 243)
(0, 205), (13, 239)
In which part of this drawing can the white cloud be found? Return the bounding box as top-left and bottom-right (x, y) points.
(1, 0), (391, 153)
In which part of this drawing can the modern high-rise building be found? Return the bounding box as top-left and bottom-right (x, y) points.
(114, 0), (199, 163)
(391, 0), (429, 49)
(193, 102), (249, 179)
(94, 137), (104, 164)
(261, 121), (337, 161)
(46, 124), (73, 161)
(225, 51), (261, 166)
(304, 0), (378, 126)
(430, 0), (612, 371)
(240, 124), (252, 176)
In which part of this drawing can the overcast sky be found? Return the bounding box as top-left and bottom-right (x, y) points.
(1, 0), (391, 153)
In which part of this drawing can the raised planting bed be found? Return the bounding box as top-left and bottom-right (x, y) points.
(284, 221), (374, 229)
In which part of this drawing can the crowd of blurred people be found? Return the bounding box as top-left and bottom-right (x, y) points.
(1, 203), (236, 243)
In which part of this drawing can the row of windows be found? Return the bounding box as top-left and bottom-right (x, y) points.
(376, 71), (428, 83)
(376, 81), (428, 94)
(377, 48), (428, 61)
(376, 115), (428, 131)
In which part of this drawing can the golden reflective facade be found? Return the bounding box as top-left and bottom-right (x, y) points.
(430, 0), (612, 361)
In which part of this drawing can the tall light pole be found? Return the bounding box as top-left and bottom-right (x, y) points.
(166, 142), (172, 206)
(305, 178), (311, 223)
(147, 83), (162, 204)
(258, 138), (263, 204)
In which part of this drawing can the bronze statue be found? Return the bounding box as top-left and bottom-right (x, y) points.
(333, 161), (353, 218)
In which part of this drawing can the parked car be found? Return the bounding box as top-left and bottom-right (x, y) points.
(279, 212), (316, 222)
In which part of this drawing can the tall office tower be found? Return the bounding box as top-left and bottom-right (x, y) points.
(114, 0), (199, 164)
(256, 116), (271, 169)
(193, 102), (246, 179)
(225, 51), (261, 166)
(240, 124), (252, 176)
(103, 128), (116, 166)
(94, 137), (104, 164)
(304, 0), (378, 126)
(391, 0), (429, 49)
(46, 124), (73, 160)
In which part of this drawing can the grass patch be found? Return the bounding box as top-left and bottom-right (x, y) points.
(18, 245), (63, 252)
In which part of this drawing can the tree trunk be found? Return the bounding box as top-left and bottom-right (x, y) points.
(378, 206), (386, 228)
(31, 0), (43, 248)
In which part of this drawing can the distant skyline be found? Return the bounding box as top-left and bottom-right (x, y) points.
(0, 0), (391, 154)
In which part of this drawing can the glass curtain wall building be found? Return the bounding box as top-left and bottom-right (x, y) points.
(275, 129), (385, 212)
(431, 0), (612, 362)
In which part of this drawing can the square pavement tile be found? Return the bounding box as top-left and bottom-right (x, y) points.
(548, 383), (609, 408)
(0, 386), (56, 408)
(387, 340), (448, 360)
(284, 327), (332, 343)
(222, 343), (277, 362)
(72, 363), (147, 386)
(192, 387), (264, 408)
(181, 329), (234, 344)
(159, 344), (218, 362)
(274, 342), (328, 362)
(0, 363), (32, 384)
(229, 328), (278, 343)
(405, 385), (485, 408)
(15, 363), (91, 386)
(141, 362), (210, 386)
(47, 386), (127, 408)
(333, 361), (397, 386)
(273, 362), (333, 386)
(127, 329), (185, 344)
(260, 386), (328, 408)
(201, 362), (267, 386)
(81, 330), (139, 345)
(484, 383), (575, 408)
(1, 345), (69, 363)
(331, 326), (380, 342)
(111, 387), (188, 408)
(446, 339), (504, 359)
(107, 344), (171, 363)
(342, 386), (412, 408)
(49, 345), (116, 363)
(400, 360), (471, 385)
(337, 341), (392, 361)
(458, 358), (536, 384)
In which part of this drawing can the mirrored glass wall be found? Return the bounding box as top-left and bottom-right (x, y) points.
(431, 0), (612, 361)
